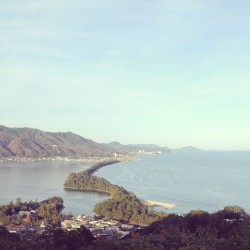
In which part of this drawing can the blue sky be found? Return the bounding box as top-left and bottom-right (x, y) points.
(0, 0), (250, 150)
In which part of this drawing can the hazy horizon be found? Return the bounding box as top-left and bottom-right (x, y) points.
(1, 1), (249, 150)
(1, 124), (249, 151)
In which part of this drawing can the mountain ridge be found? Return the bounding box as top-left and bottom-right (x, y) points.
(174, 146), (202, 152)
(0, 125), (117, 158)
(104, 141), (171, 153)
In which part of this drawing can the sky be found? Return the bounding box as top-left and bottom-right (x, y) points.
(0, 0), (250, 150)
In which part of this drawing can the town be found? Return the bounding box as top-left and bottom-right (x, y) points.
(1, 210), (142, 241)
(61, 214), (142, 239)
(0, 154), (135, 163)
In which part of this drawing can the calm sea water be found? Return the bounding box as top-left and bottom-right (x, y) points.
(0, 161), (108, 215)
(0, 151), (249, 215)
(95, 151), (250, 214)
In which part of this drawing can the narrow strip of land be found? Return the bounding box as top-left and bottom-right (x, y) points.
(64, 159), (177, 225)
(85, 160), (121, 175)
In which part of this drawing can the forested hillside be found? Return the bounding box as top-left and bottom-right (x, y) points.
(0, 125), (117, 158)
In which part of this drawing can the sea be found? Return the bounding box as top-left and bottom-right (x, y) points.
(0, 161), (107, 216)
(0, 150), (249, 215)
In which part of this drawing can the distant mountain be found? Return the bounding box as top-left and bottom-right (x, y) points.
(107, 141), (123, 147)
(0, 125), (117, 158)
(104, 141), (171, 154)
(175, 146), (202, 152)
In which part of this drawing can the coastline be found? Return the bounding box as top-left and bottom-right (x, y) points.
(2, 155), (177, 213)
(64, 159), (176, 212)
(64, 187), (112, 196)
(143, 200), (176, 209)
(0, 155), (135, 163)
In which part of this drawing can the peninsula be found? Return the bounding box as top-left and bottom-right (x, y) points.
(64, 161), (165, 225)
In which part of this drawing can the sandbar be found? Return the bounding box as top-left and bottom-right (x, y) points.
(143, 200), (176, 209)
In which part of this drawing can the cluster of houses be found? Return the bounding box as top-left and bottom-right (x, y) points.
(2, 210), (46, 239)
(61, 214), (142, 240)
(2, 211), (142, 241)
(6, 223), (45, 240)
(0, 155), (134, 163)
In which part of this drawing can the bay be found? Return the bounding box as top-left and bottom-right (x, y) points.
(0, 161), (109, 215)
(0, 150), (249, 216)
(95, 150), (250, 214)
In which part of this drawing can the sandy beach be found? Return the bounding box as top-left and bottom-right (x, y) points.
(143, 200), (176, 209)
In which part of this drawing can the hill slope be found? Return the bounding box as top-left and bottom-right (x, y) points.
(105, 141), (171, 153)
(175, 146), (202, 152)
(0, 125), (116, 158)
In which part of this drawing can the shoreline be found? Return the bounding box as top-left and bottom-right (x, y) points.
(2, 155), (177, 213)
(64, 160), (176, 212)
(143, 200), (176, 209)
(64, 187), (112, 196)
(0, 155), (135, 163)
(85, 160), (121, 175)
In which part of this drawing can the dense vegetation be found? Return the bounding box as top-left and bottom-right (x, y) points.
(1, 206), (250, 249)
(85, 160), (121, 175)
(64, 163), (164, 225)
(126, 206), (249, 249)
(90, 208), (250, 250)
(0, 225), (94, 250)
(0, 197), (64, 225)
(0, 125), (117, 158)
(62, 161), (250, 249)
